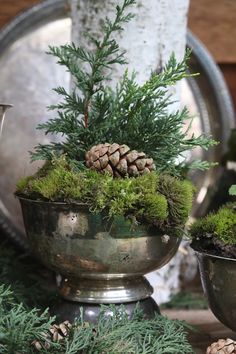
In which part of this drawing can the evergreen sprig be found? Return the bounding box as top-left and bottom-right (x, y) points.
(31, 0), (216, 176)
(61, 305), (193, 354)
(0, 285), (193, 353)
(0, 285), (57, 354)
(45, 0), (135, 128)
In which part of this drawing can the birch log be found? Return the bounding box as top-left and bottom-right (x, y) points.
(70, 0), (190, 304)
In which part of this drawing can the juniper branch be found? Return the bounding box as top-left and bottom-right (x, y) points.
(47, 0), (135, 128)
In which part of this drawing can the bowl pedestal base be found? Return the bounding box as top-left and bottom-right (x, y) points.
(50, 296), (160, 323)
(50, 275), (159, 322)
(58, 275), (153, 304)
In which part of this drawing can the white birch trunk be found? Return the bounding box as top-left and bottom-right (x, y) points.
(70, 0), (190, 304)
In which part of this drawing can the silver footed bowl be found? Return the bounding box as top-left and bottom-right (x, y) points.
(19, 197), (181, 304)
(195, 250), (236, 331)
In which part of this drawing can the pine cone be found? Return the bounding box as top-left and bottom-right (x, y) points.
(206, 338), (236, 354)
(85, 143), (155, 177)
(32, 320), (72, 351)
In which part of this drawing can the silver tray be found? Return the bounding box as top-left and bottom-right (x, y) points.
(0, 0), (234, 249)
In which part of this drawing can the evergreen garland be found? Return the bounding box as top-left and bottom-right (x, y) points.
(31, 0), (216, 176)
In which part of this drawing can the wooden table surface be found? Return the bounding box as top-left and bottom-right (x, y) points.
(163, 309), (236, 353)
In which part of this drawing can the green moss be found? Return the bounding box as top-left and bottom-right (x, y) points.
(214, 208), (236, 243)
(16, 158), (194, 230)
(229, 184), (236, 196)
(158, 174), (194, 226)
(140, 193), (168, 222)
(132, 174), (168, 222)
(25, 157), (83, 200)
(16, 176), (35, 193)
(132, 172), (159, 194)
(190, 205), (236, 245)
(106, 179), (140, 217)
(190, 214), (216, 239)
(30, 168), (82, 200)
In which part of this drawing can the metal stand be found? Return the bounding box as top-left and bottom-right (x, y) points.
(50, 296), (160, 323)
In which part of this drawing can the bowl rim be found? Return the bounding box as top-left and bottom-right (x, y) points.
(16, 195), (89, 208)
(193, 246), (236, 262)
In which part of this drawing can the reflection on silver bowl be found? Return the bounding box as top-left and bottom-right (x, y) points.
(19, 197), (181, 304)
(196, 250), (236, 331)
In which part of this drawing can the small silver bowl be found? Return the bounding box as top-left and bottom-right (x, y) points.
(196, 250), (236, 331)
(19, 197), (181, 305)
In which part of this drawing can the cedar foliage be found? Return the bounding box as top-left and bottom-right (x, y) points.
(0, 241), (57, 354)
(31, 0), (216, 176)
(0, 287), (193, 354)
(0, 289), (56, 354)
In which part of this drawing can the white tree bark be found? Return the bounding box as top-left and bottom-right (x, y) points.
(70, 0), (190, 304)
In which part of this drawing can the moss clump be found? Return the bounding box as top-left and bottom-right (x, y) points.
(16, 157), (194, 230)
(158, 174), (194, 226)
(229, 184), (236, 196)
(139, 193), (168, 223)
(16, 176), (35, 192)
(17, 157), (84, 200)
(105, 173), (169, 222)
(190, 204), (236, 245)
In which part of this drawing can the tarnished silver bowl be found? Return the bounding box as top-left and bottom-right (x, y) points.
(19, 197), (181, 305)
(196, 251), (236, 331)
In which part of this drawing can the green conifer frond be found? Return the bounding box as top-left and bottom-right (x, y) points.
(0, 285), (193, 354)
(31, 0), (216, 177)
